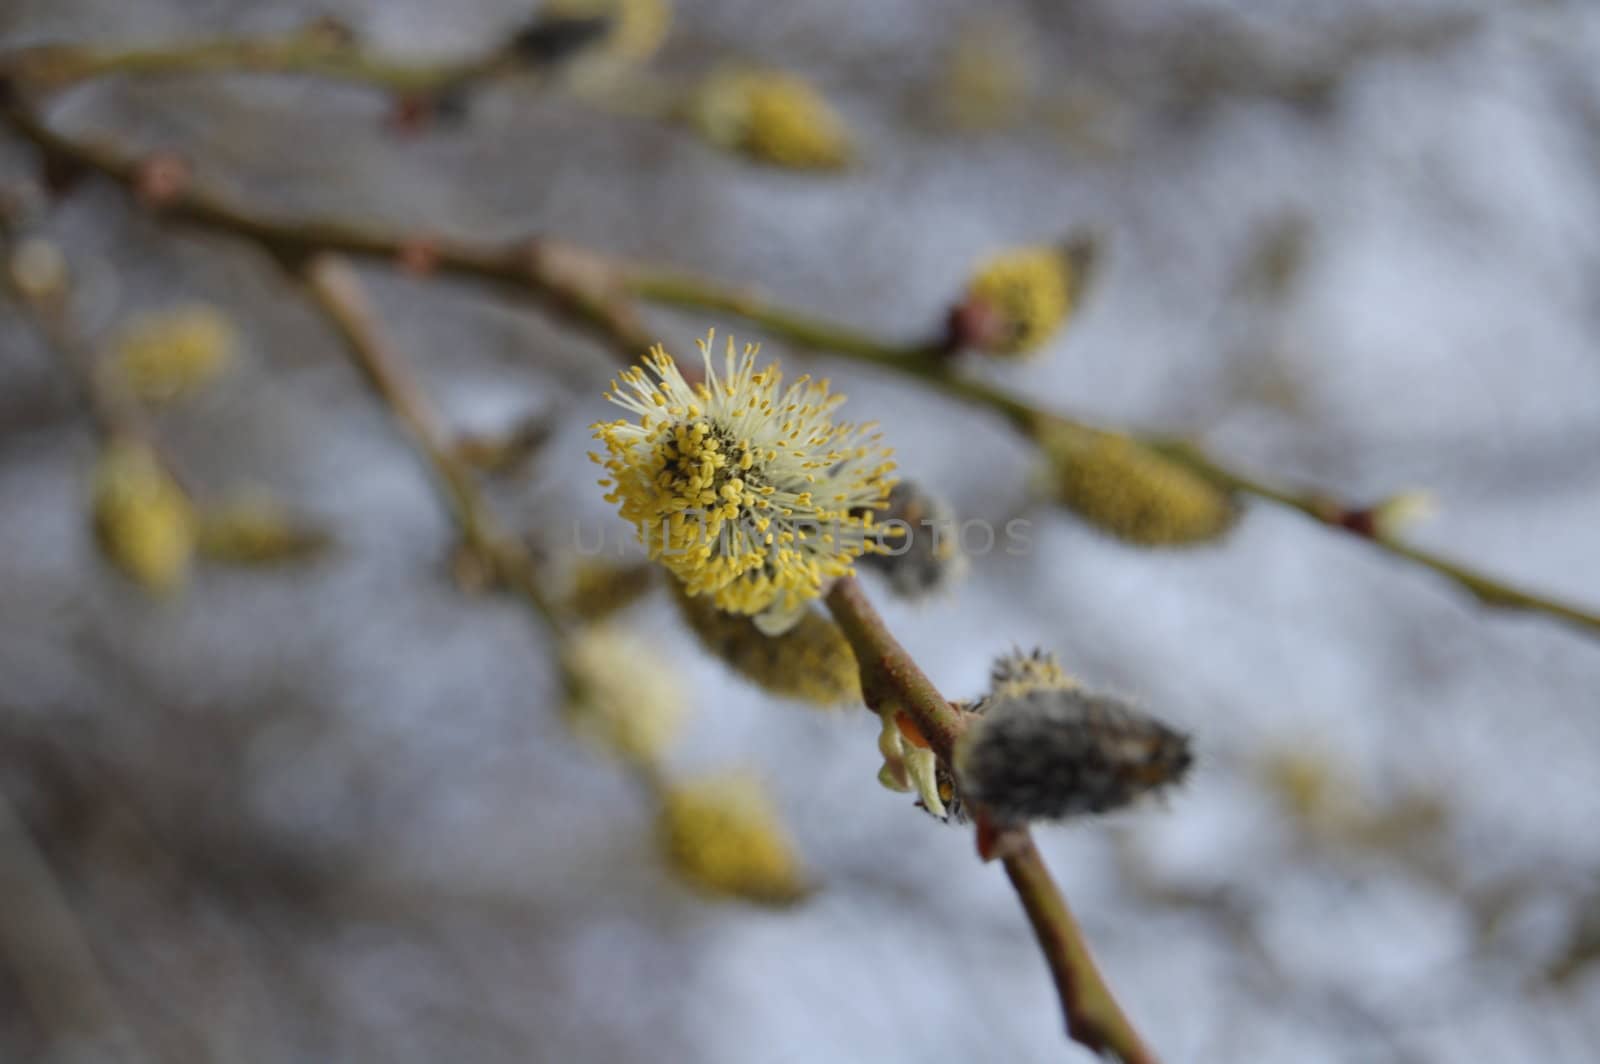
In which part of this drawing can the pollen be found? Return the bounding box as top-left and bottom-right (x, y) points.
(591, 332), (895, 635)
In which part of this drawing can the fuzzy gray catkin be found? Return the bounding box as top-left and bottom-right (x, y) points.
(953, 686), (1192, 823)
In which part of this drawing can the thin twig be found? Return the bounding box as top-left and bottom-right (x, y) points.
(6, 31), (528, 96)
(825, 576), (1159, 1063)
(0, 96), (654, 360)
(0, 785), (148, 1061)
(302, 254), (559, 627)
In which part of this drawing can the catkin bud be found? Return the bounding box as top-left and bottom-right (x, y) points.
(688, 67), (854, 170)
(988, 646), (1076, 698)
(953, 685), (1191, 825)
(557, 560), (657, 623)
(8, 237), (68, 303)
(954, 236), (1097, 357)
(1037, 420), (1237, 546)
(657, 772), (810, 905)
(91, 436), (194, 594)
(939, 16), (1032, 132)
(860, 480), (968, 600)
(1335, 490), (1435, 542)
(561, 626), (687, 766)
(674, 587), (860, 707)
(926, 648), (1078, 824)
(110, 305), (236, 404)
(195, 495), (331, 564)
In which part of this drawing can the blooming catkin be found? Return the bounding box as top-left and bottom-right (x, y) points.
(953, 685), (1192, 824)
(591, 333), (895, 634)
(91, 436), (194, 593)
(111, 305), (236, 403)
(560, 626), (687, 766)
(657, 772), (809, 905)
(1038, 420), (1237, 546)
(673, 585), (860, 707)
(688, 67), (854, 170)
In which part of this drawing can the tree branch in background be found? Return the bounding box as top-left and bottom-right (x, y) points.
(302, 254), (560, 628)
(624, 264), (1600, 636)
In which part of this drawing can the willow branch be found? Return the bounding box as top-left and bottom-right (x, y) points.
(631, 267), (1600, 638)
(825, 576), (1158, 1063)
(4, 30), (534, 96)
(6, 89), (1592, 638)
(0, 785), (147, 1061)
(302, 254), (559, 627)
(0, 95), (654, 359)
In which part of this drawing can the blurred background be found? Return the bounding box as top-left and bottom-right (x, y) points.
(3, 0), (1600, 1061)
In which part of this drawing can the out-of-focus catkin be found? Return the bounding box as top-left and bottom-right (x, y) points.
(1037, 420), (1237, 546)
(657, 772), (809, 905)
(956, 238), (1096, 357)
(674, 587), (860, 707)
(557, 560), (657, 623)
(91, 436), (194, 593)
(560, 626), (687, 766)
(688, 67), (853, 170)
(110, 305), (236, 403)
(860, 480), (967, 600)
(195, 494), (330, 564)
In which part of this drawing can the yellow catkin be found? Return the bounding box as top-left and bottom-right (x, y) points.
(689, 68), (853, 170)
(1258, 748), (1338, 827)
(561, 626), (687, 766)
(1039, 421), (1237, 546)
(194, 495), (330, 564)
(963, 240), (1095, 356)
(559, 560), (658, 622)
(91, 437), (194, 593)
(110, 305), (236, 403)
(941, 17), (1032, 131)
(657, 772), (809, 905)
(591, 333), (895, 635)
(673, 585), (860, 707)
